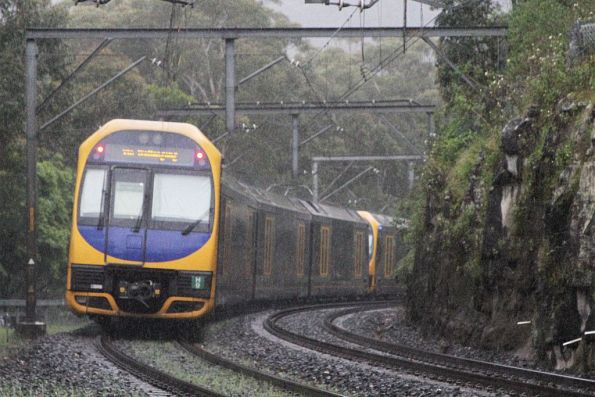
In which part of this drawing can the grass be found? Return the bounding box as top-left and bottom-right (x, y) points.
(0, 308), (90, 360)
(124, 339), (305, 397)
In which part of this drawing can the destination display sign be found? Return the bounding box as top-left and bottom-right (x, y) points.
(104, 144), (195, 166)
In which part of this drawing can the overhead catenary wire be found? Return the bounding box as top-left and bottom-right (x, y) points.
(303, 6), (359, 68)
(299, 0), (484, 138)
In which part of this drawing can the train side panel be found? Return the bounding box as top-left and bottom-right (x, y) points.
(372, 214), (407, 296)
(302, 201), (369, 298)
(253, 201), (310, 301)
(215, 190), (257, 307)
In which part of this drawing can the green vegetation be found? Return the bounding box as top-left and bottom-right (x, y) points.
(0, 0), (439, 299)
(404, 0), (594, 357)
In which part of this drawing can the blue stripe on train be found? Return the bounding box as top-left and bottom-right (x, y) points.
(78, 225), (210, 262)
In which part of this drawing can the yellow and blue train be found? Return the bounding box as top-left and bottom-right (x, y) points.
(66, 119), (406, 322)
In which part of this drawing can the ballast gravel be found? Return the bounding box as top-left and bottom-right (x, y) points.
(339, 307), (540, 370)
(0, 325), (160, 396)
(202, 310), (496, 397)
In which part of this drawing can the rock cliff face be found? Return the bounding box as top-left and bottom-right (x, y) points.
(407, 102), (594, 371)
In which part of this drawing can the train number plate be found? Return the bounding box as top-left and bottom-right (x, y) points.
(191, 275), (205, 289)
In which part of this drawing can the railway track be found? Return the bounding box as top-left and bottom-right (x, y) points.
(178, 339), (346, 397)
(96, 335), (225, 397)
(265, 302), (595, 397)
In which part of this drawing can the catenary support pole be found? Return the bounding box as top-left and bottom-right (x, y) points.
(313, 161), (319, 203)
(292, 113), (299, 178)
(408, 161), (415, 191)
(225, 38), (236, 133)
(25, 39), (38, 325)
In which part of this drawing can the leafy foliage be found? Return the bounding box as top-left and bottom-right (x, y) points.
(0, 0), (440, 297)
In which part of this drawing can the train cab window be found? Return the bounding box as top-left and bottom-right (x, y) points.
(367, 226), (374, 260)
(319, 226), (331, 277)
(296, 222), (306, 277)
(79, 168), (107, 220)
(114, 181), (144, 219)
(354, 231), (364, 277)
(384, 235), (396, 277)
(263, 216), (275, 276)
(110, 168), (149, 226)
(152, 173), (211, 225)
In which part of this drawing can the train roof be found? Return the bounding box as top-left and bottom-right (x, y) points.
(222, 174), (310, 217)
(295, 199), (367, 225)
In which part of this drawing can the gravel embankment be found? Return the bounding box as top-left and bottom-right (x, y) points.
(0, 325), (160, 396)
(339, 307), (542, 369)
(202, 310), (495, 397)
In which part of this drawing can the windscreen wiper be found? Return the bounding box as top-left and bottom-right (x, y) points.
(132, 211), (144, 233)
(96, 187), (108, 231)
(181, 209), (210, 236)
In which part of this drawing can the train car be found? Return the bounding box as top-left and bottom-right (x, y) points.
(299, 200), (369, 298)
(357, 211), (407, 296)
(216, 177), (311, 305)
(66, 119), (222, 320)
(248, 188), (311, 302)
(215, 177), (259, 306)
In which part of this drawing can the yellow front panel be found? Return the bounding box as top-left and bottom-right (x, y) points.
(67, 119), (221, 319)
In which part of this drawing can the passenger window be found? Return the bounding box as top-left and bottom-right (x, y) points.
(263, 216), (275, 276)
(296, 223), (306, 277)
(245, 210), (256, 276)
(384, 235), (395, 277)
(354, 231), (364, 277)
(319, 226), (331, 276)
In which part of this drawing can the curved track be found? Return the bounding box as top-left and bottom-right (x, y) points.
(265, 302), (595, 397)
(96, 335), (225, 397)
(178, 339), (345, 397)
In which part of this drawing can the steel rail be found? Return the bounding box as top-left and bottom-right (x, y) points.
(178, 339), (346, 397)
(26, 27), (507, 40)
(264, 304), (594, 397)
(96, 336), (225, 397)
(325, 306), (595, 395)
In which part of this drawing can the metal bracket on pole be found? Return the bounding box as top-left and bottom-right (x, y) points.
(292, 113), (300, 178)
(225, 38), (236, 134)
(311, 155), (424, 203)
(422, 37), (481, 91)
(321, 166), (374, 202)
(300, 124), (334, 146)
(379, 114), (422, 155)
(36, 37), (113, 114)
(40, 56), (146, 132)
(238, 55), (286, 87)
(320, 161), (354, 198)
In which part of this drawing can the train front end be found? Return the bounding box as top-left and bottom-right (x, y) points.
(66, 119), (221, 320)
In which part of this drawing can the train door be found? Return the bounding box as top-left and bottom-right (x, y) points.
(105, 167), (150, 265)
